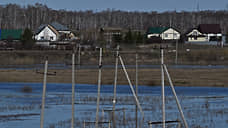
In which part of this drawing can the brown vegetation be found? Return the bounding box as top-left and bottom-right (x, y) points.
(0, 68), (227, 87)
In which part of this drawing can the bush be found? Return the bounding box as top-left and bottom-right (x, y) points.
(21, 85), (32, 93)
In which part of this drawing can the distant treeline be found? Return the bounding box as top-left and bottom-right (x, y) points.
(0, 3), (228, 34)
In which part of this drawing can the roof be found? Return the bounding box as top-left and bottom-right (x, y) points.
(147, 27), (169, 34)
(36, 22), (69, 34)
(0, 29), (23, 40)
(198, 24), (221, 34)
(50, 22), (69, 31)
(36, 24), (47, 34)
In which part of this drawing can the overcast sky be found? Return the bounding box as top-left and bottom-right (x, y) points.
(0, 0), (228, 12)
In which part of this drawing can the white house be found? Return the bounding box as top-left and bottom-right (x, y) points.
(147, 27), (180, 40)
(35, 25), (59, 41)
(186, 28), (207, 42)
(186, 24), (222, 42)
(35, 22), (75, 41)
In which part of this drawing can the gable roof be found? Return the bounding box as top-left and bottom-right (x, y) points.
(198, 24), (221, 34)
(36, 22), (69, 35)
(0, 29), (23, 40)
(50, 22), (69, 31)
(36, 24), (47, 34)
(147, 27), (169, 34)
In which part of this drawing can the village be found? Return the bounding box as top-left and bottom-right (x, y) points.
(0, 22), (226, 50)
(0, 2), (228, 128)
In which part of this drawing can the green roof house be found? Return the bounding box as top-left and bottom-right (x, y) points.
(146, 27), (180, 40)
(0, 29), (23, 40)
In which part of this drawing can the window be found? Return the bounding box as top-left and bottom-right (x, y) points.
(174, 33), (177, 38)
(50, 36), (54, 40)
(165, 33), (168, 38)
(41, 36), (44, 40)
(193, 31), (197, 36)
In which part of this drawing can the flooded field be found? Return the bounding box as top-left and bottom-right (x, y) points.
(0, 83), (228, 128)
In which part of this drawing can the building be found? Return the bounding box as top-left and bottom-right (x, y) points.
(99, 27), (123, 44)
(35, 22), (76, 41)
(146, 27), (180, 40)
(186, 24), (222, 43)
(0, 29), (23, 40)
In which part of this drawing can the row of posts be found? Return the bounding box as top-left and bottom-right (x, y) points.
(39, 45), (188, 128)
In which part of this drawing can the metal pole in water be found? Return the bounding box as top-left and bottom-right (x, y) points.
(163, 64), (189, 128)
(71, 53), (75, 128)
(161, 49), (165, 128)
(112, 45), (119, 128)
(135, 53), (138, 128)
(119, 55), (145, 127)
(40, 59), (48, 128)
(95, 48), (103, 128)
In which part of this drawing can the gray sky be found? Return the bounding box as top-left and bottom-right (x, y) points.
(0, 0), (228, 12)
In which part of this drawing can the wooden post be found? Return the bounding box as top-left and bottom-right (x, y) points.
(135, 53), (138, 128)
(175, 39), (178, 64)
(163, 64), (189, 128)
(71, 53), (75, 128)
(112, 45), (119, 128)
(40, 59), (48, 128)
(78, 44), (81, 68)
(119, 55), (144, 127)
(83, 120), (86, 128)
(95, 48), (102, 128)
(161, 49), (165, 128)
(123, 108), (126, 128)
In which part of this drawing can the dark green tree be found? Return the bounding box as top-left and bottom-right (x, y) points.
(21, 28), (35, 49)
(112, 34), (123, 44)
(124, 29), (133, 44)
(135, 32), (144, 44)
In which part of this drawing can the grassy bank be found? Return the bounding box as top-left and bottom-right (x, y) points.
(0, 46), (228, 66)
(0, 68), (227, 87)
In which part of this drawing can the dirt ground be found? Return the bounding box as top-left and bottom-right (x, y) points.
(0, 68), (227, 87)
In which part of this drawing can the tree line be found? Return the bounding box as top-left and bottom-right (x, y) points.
(0, 3), (228, 43)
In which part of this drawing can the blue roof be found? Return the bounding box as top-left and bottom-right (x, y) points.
(36, 24), (47, 34)
(36, 22), (69, 34)
(50, 22), (69, 31)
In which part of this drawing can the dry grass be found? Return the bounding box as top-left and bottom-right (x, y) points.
(0, 68), (227, 87)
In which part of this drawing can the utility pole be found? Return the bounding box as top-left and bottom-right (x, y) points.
(95, 48), (103, 128)
(71, 52), (75, 128)
(40, 58), (48, 128)
(135, 53), (138, 128)
(175, 39), (178, 65)
(112, 45), (119, 128)
(161, 49), (165, 128)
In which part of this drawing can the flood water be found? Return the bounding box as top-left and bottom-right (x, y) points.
(0, 82), (228, 128)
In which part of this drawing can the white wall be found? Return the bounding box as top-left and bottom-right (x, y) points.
(147, 34), (160, 38)
(161, 28), (180, 40)
(35, 26), (58, 41)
